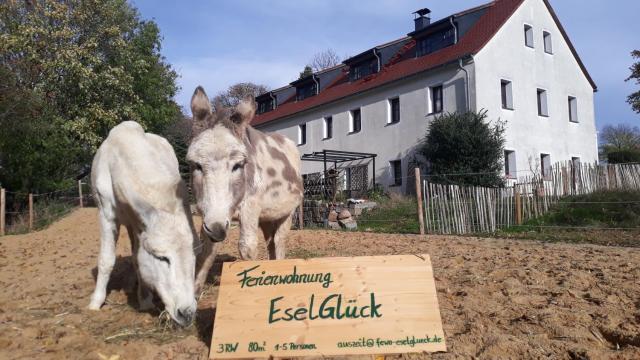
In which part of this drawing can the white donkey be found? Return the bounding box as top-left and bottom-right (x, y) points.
(88, 121), (198, 327)
(188, 87), (303, 293)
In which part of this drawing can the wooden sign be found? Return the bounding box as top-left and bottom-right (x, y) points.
(210, 254), (446, 358)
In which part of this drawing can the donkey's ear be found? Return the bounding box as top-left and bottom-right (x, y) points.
(230, 96), (256, 137)
(191, 86), (212, 133)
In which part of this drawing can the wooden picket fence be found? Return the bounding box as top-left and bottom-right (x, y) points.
(423, 162), (640, 234)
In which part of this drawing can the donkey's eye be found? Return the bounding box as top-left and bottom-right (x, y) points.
(232, 162), (244, 172)
(153, 254), (171, 265)
(193, 163), (203, 172)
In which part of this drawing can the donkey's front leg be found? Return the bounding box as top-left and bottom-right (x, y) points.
(238, 205), (260, 260)
(194, 233), (221, 296)
(88, 208), (119, 310)
(270, 216), (292, 260)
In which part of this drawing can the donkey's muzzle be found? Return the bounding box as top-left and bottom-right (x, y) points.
(203, 223), (227, 242)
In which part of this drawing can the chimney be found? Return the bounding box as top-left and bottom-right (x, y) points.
(413, 8), (431, 32)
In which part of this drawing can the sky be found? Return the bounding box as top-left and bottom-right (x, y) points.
(130, 0), (640, 130)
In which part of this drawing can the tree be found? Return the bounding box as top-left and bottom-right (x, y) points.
(599, 124), (640, 163)
(418, 111), (506, 187)
(627, 50), (640, 114)
(600, 124), (640, 153)
(309, 48), (341, 72)
(160, 112), (192, 177)
(0, 66), (84, 191)
(212, 82), (269, 109)
(299, 65), (313, 79)
(0, 0), (180, 192)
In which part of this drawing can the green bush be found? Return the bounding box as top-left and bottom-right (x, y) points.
(419, 111), (506, 187)
(607, 149), (640, 164)
(365, 184), (388, 202)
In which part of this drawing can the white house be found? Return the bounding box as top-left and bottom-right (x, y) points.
(252, 0), (598, 194)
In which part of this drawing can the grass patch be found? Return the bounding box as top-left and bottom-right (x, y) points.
(357, 194), (420, 234)
(512, 190), (640, 229)
(495, 190), (640, 247)
(288, 248), (325, 259)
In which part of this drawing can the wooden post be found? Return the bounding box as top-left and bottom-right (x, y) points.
(28, 193), (34, 231)
(78, 180), (84, 208)
(414, 168), (425, 235)
(514, 185), (522, 225)
(0, 188), (5, 236)
(298, 199), (304, 230)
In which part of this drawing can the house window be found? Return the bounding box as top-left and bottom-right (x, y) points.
(504, 150), (517, 178)
(390, 160), (402, 186)
(571, 156), (581, 189)
(543, 31), (553, 54)
(524, 24), (534, 48)
(430, 85), (443, 114)
(323, 116), (333, 139)
(296, 82), (318, 101)
(540, 153), (551, 179)
(537, 89), (548, 117)
(349, 108), (361, 134)
(389, 97), (400, 124)
(298, 123), (306, 145)
(568, 96), (578, 123)
(257, 97), (275, 114)
(350, 59), (378, 81)
(572, 157), (581, 168)
(501, 80), (513, 110)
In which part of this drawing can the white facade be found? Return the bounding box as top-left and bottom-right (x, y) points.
(473, 0), (598, 178)
(255, 0), (597, 194)
(259, 66), (468, 194)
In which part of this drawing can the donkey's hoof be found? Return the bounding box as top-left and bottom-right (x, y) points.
(87, 303), (102, 311)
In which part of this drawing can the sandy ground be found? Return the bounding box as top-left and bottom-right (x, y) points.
(0, 208), (639, 360)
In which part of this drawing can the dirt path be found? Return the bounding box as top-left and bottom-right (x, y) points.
(0, 208), (638, 359)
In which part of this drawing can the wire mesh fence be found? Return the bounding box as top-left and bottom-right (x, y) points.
(0, 180), (92, 235)
(4, 162), (640, 237)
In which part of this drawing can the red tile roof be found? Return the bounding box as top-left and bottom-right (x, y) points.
(253, 0), (595, 127)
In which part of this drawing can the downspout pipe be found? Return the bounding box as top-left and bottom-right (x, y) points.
(449, 16), (458, 44)
(312, 75), (320, 96)
(458, 57), (471, 112)
(450, 17), (469, 110)
(449, 16), (473, 111)
(269, 92), (277, 109)
(373, 49), (381, 72)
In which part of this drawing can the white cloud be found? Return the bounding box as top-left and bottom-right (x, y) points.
(173, 56), (303, 114)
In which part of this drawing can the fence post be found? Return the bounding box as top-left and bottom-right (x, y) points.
(0, 188), (5, 236)
(298, 199), (304, 230)
(514, 185), (522, 225)
(78, 180), (84, 208)
(28, 193), (34, 231)
(414, 168), (425, 235)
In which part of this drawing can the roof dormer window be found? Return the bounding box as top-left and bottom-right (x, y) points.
(416, 28), (455, 57)
(256, 93), (276, 114)
(296, 83), (317, 101)
(350, 58), (378, 81)
(291, 75), (319, 101)
(344, 49), (381, 82)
